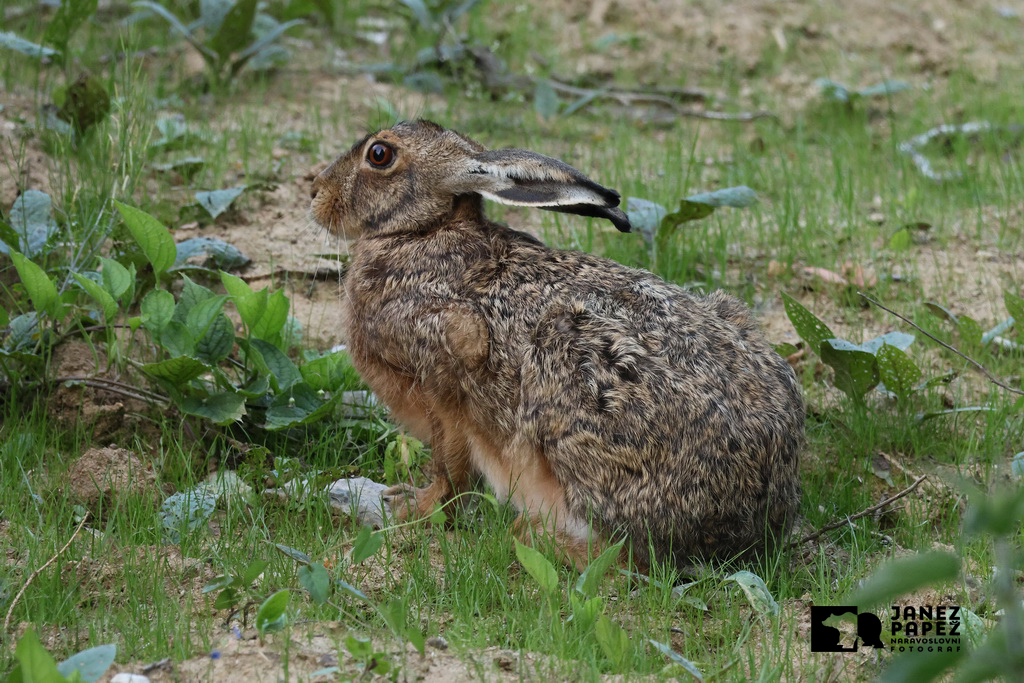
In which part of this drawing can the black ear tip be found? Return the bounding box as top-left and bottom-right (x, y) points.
(609, 207), (631, 232)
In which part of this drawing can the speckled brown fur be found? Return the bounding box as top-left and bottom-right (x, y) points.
(310, 121), (803, 569)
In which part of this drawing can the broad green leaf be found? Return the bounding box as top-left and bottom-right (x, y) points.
(575, 541), (624, 599)
(151, 156), (205, 179)
(300, 351), (350, 392)
(774, 342), (799, 357)
(0, 31), (58, 59)
(725, 570), (779, 616)
(661, 199), (714, 231)
(298, 562), (330, 604)
(625, 197), (668, 245)
(3, 190), (58, 257)
(1005, 290), (1024, 325)
(220, 271), (253, 298)
(274, 543), (312, 565)
(887, 229), (912, 251)
(174, 276), (216, 321)
(345, 635), (373, 660)
(821, 338), (880, 399)
(203, 574), (235, 594)
(155, 321), (195, 357)
(195, 313), (235, 364)
(781, 292), (835, 356)
(595, 615), (631, 670)
(113, 201), (176, 278)
(964, 486), (1024, 537)
(957, 316), (983, 346)
(860, 331), (915, 354)
(514, 539), (559, 594)
(213, 587), (239, 610)
(648, 640), (704, 681)
(72, 273), (118, 321)
(56, 643), (116, 683)
(160, 487), (218, 544)
(336, 580), (369, 602)
(533, 79), (559, 120)
(686, 185), (758, 208)
(232, 287), (288, 342)
(264, 382), (337, 429)
(13, 628), (63, 683)
(185, 295), (229, 340)
(876, 343), (921, 400)
(180, 391), (246, 425)
(236, 375), (270, 398)
(351, 525), (383, 565)
(174, 237), (250, 269)
(924, 301), (958, 323)
(256, 590), (291, 636)
(141, 356), (209, 384)
(568, 593), (604, 631)
(848, 551), (959, 610)
(10, 251), (58, 315)
(210, 0), (257, 62)
(98, 257), (131, 300)
(257, 289), (290, 341)
(196, 186), (246, 220)
(251, 338), (301, 391)
(140, 289), (175, 333)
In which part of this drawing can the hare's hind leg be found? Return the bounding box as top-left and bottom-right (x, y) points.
(385, 413), (472, 522)
(475, 440), (607, 570)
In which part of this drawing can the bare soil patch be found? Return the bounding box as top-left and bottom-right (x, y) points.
(66, 445), (159, 515)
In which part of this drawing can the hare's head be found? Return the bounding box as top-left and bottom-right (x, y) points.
(310, 120), (630, 239)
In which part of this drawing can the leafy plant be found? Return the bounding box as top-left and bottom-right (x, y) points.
(782, 293), (935, 404)
(6, 629), (116, 683)
(2, 197), (353, 436)
(626, 187), (759, 266)
(134, 0), (303, 88)
(854, 483), (1024, 682)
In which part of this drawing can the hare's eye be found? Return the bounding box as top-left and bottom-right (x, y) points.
(367, 143), (394, 167)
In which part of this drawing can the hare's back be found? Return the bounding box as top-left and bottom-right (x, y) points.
(516, 271), (802, 560)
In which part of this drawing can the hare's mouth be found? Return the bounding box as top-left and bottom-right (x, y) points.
(309, 190), (344, 236)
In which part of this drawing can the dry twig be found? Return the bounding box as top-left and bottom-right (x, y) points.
(788, 475), (927, 549)
(3, 515), (89, 634)
(860, 292), (1024, 396)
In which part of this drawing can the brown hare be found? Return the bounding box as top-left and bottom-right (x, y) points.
(310, 120), (803, 570)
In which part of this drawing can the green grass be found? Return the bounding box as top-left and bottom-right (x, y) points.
(1, 0), (1022, 680)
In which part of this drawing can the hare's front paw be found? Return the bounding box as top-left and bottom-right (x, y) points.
(383, 482), (447, 522)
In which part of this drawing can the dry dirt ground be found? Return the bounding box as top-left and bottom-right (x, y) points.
(2, 0), (1022, 680)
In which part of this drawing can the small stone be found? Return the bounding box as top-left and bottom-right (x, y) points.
(112, 675), (151, 683)
(426, 636), (449, 650)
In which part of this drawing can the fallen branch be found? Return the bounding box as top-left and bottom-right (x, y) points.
(3, 515), (89, 634)
(860, 292), (1024, 396)
(462, 45), (775, 123)
(52, 375), (170, 405)
(788, 475), (927, 549)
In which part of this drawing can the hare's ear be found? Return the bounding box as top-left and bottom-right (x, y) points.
(452, 149), (632, 232)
